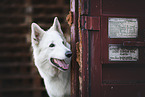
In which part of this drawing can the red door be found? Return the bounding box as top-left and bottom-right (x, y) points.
(80, 0), (145, 97)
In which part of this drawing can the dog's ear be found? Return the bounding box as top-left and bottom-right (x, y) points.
(31, 23), (45, 45)
(51, 17), (63, 35)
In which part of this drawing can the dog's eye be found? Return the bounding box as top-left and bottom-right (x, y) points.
(49, 43), (55, 47)
(62, 41), (65, 44)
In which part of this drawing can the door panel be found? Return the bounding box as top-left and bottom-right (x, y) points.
(103, 85), (145, 97)
(101, 16), (145, 64)
(102, 0), (145, 15)
(101, 16), (145, 97)
(102, 64), (145, 84)
(80, 0), (145, 97)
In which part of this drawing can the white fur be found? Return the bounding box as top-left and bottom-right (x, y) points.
(31, 17), (71, 97)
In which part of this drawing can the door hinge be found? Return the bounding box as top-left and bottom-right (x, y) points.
(81, 16), (100, 30)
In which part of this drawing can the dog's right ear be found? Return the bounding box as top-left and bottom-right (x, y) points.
(31, 23), (45, 45)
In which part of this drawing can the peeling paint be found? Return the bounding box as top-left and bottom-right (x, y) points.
(77, 0), (83, 96)
(66, 11), (73, 27)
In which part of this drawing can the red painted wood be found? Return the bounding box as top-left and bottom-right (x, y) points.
(82, 30), (90, 97)
(90, 30), (102, 97)
(79, 0), (145, 97)
(70, 0), (80, 97)
(81, 16), (100, 30)
(102, 64), (145, 82)
(101, 15), (145, 97)
(102, 0), (145, 15)
(102, 85), (145, 97)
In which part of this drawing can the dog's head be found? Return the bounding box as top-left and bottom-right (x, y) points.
(31, 17), (72, 71)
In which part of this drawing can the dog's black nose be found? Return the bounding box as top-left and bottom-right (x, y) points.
(65, 51), (72, 58)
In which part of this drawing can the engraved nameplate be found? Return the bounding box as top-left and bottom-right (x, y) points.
(108, 18), (138, 38)
(109, 44), (138, 61)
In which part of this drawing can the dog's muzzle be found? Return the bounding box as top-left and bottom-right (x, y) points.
(50, 51), (72, 71)
(50, 58), (69, 71)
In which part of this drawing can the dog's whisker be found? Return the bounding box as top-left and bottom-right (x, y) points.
(41, 59), (48, 64)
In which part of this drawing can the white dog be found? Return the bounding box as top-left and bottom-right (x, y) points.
(31, 17), (71, 97)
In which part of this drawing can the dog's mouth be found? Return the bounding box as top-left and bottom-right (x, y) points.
(50, 58), (69, 71)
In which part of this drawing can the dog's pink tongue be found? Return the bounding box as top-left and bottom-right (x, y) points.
(54, 59), (69, 70)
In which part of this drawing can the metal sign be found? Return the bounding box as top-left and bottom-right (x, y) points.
(108, 18), (138, 38)
(109, 44), (138, 61)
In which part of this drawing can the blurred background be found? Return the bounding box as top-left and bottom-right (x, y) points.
(0, 0), (70, 97)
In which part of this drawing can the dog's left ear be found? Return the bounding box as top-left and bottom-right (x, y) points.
(31, 23), (45, 45)
(51, 17), (63, 35)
